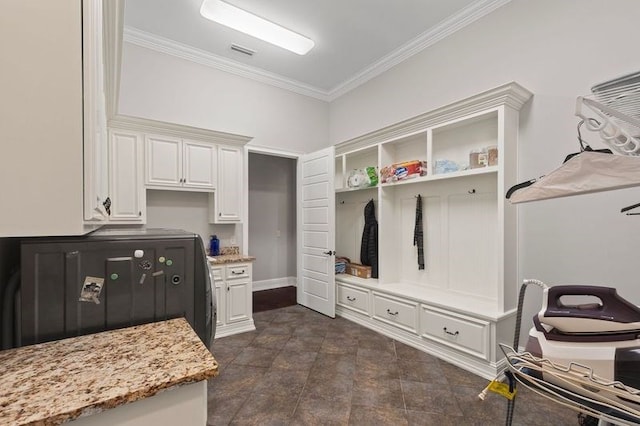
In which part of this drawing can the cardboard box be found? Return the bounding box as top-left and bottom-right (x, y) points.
(346, 263), (371, 279)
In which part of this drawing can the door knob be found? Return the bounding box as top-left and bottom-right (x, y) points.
(323, 250), (336, 255)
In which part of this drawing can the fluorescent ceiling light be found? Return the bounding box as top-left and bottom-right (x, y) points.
(200, 0), (315, 55)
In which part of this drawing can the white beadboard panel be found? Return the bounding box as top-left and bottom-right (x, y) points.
(398, 193), (444, 288)
(335, 190), (375, 262)
(447, 189), (498, 300)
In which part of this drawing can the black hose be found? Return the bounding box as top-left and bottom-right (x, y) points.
(2, 270), (21, 350)
(505, 279), (547, 426)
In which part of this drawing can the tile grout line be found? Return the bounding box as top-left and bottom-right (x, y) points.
(394, 340), (409, 415)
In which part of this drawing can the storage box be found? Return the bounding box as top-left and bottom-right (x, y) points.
(346, 263), (372, 279)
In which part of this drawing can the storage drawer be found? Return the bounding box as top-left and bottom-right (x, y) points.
(226, 264), (250, 280)
(372, 292), (418, 333)
(210, 266), (223, 284)
(336, 282), (369, 315)
(420, 305), (489, 359)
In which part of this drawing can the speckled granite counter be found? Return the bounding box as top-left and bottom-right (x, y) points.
(0, 318), (218, 426)
(208, 254), (256, 264)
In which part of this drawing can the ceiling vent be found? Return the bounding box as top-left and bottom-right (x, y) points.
(230, 44), (255, 57)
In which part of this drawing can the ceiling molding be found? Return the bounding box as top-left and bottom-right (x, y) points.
(123, 27), (331, 101)
(327, 0), (513, 101)
(123, 0), (511, 103)
(108, 114), (253, 145)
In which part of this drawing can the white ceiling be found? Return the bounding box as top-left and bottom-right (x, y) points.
(123, 0), (509, 100)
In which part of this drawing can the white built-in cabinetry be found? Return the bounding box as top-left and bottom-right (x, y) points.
(333, 83), (532, 378)
(209, 146), (243, 223)
(108, 129), (145, 223)
(145, 135), (218, 191)
(210, 262), (255, 338)
(0, 0), (116, 237)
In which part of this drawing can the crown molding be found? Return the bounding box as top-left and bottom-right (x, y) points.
(123, 27), (331, 101)
(327, 0), (513, 101)
(123, 0), (511, 103)
(108, 114), (253, 145)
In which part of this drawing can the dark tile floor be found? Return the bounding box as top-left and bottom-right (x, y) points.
(208, 305), (580, 425)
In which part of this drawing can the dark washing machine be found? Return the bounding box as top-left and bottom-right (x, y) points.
(17, 228), (215, 349)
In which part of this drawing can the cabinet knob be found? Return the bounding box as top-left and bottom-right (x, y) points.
(138, 211), (142, 216)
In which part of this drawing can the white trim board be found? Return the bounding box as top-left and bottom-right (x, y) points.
(252, 277), (297, 292)
(122, 0), (511, 102)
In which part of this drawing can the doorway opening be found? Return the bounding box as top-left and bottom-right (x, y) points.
(248, 151), (298, 313)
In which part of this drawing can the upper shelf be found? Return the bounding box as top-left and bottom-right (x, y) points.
(576, 71), (640, 156)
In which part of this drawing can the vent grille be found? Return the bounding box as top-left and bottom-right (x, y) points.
(230, 44), (255, 56)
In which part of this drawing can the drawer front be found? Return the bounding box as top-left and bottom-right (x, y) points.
(226, 263), (250, 280)
(372, 292), (418, 333)
(211, 266), (223, 284)
(336, 283), (369, 315)
(420, 305), (489, 359)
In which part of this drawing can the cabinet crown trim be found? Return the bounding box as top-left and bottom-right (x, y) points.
(109, 114), (252, 146)
(335, 81), (532, 155)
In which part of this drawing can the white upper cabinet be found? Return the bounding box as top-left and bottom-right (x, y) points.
(146, 135), (183, 187)
(211, 145), (243, 223)
(145, 135), (217, 191)
(108, 129), (145, 222)
(184, 141), (218, 189)
(0, 0), (116, 237)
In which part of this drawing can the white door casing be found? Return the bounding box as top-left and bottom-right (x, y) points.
(297, 147), (335, 318)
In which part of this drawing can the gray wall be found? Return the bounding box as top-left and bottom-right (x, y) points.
(145, 190), (238, 252)
(329, 0), (640, 344)
(248, 153), (297, 283)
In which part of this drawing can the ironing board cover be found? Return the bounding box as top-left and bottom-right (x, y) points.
(509, 151), (640, 204)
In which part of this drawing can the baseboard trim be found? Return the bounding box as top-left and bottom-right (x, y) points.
(252, 277), (297, 292)
(214, 320), (256, 339)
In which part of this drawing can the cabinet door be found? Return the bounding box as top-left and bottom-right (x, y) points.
(226, 279), (251, 324)
(184, 140), (217, 189)
(83, 0), (109, 223)
(108, 130), (145, 222)
(216, 145), (243, 222)
(146, 135), (182, 187)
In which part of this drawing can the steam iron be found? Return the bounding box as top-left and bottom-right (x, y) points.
(525, 285), (640, 413)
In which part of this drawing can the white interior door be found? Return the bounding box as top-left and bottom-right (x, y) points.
(297, 147), (335, 318)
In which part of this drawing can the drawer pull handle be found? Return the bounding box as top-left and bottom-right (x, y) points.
(443, 327), (459, 337)
(346, 296), (356, 302)
(386, 309), (398, 316)
(232, 270), (245, 275)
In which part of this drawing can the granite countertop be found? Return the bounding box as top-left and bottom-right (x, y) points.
(208, 254), (256, 264)
(0, 318), (218, 426)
